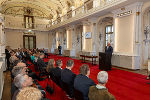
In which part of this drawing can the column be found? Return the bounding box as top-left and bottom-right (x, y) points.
(0, 13), (4, 56)
(71, 25), (77, 57)
(89, 18), (98, 55)
(82, 21), (92, 52)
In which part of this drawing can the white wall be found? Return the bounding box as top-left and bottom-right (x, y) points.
(5, 29), (23, 49)
(5, 29), (49, 49)
(36, 31), (49, 49)
(83, 24), (92, 52)
(114, 15), (134, 55)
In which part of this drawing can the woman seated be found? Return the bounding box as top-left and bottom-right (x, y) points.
(46, 59), (55, 74)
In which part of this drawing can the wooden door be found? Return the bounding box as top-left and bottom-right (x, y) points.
(23, 35), (36, 49)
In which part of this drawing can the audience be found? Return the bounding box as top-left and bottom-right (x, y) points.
(16, 87), (42, 100)
(5, 47), (116, 100)
(74, 64), (95, 100)
(88, 71), (115, 100)
(61, 59), (76, 98)
(12, 74), (33, 100)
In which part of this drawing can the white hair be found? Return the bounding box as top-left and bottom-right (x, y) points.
(97, 71), (108, 84)
(12, 66), (24, 77)
(14, 74), (26, 89)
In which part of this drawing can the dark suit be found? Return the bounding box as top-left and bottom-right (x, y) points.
(58, 45), (62, 55)
(12, 89), (20, 100)
(11, 82), (18, 98)
(5, 49), (11, 70)
(53, 67), (62, 79)
(37, 57), (47, 68)
(53, 67), (62, 86)
(61, 68), (76, 97)
(105, 46), (113, 55)
(105, 46), (113, 70)
(74, 74), (95, 100)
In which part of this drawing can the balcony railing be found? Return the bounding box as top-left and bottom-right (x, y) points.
(4, 0), (125, 30)
(4, 22), (50, 31)
(51, 0), (118, 25)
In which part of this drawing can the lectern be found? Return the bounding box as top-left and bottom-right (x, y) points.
(99, 52), (112, 71)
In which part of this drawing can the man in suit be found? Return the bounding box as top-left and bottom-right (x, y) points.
(74, 64), (95, 100)
(53, 59), (63, 86)
(61, 59), (76, 98)
(58, 44), (62, 55)
(88, 71), (116, 100)
(54, 59), (62, 79)
(5, 47), (11, 70)
(105, 42), (113, 70)
(105, 42), (113, 54)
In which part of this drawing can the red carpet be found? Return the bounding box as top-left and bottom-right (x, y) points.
(28, 54), (150, 100)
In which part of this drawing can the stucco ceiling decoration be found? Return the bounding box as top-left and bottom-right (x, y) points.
(0, 0), (74, 19)
(4, 6), (50, 19)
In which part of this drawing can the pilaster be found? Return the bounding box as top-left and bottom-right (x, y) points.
(89, 18), (98, 55)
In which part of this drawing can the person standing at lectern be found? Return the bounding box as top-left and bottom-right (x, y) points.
(105, 42), (113, 70)
(58, 44), (62, 55)
(105, 42), (113, 54)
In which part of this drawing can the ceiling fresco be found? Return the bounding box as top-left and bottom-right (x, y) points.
(0, 0), (75, 19)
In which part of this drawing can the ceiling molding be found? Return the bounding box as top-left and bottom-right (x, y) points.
(0, 0), (75, 19)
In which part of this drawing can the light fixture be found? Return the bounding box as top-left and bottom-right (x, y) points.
(28, 30), (32, 32)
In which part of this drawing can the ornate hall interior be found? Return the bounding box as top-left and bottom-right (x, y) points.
(0, 0), (150, 100)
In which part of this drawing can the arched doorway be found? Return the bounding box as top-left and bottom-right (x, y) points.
(97, 17), (114, 53)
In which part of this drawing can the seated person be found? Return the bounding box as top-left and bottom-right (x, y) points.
(53, 59), (62, 86)
(88, 71), (116, 100)
(11, 64), (45, 97)
(31, 53), (35, 63)
(53, 59), (62, 79)
(74, 64), (95, 100)
(11, 66), (28, 97)
(34, 52), (40, 63)
(37, 53), (47, 68)
(12, 74), (33, 100)
(61, 59), (76, 98)
(16, 87), (42, 100)
(46, 59), (55, 74)
(16, 62), (37, 80)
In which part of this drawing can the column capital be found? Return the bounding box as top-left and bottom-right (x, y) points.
(66, 25), (77, 31)
(88, 17), (98, 24)
(82, 20), (91, 26)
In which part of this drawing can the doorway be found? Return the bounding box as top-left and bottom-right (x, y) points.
(23, 35), (36, 49)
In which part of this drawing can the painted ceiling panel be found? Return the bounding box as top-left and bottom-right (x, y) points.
(0, 0), (75, 19)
